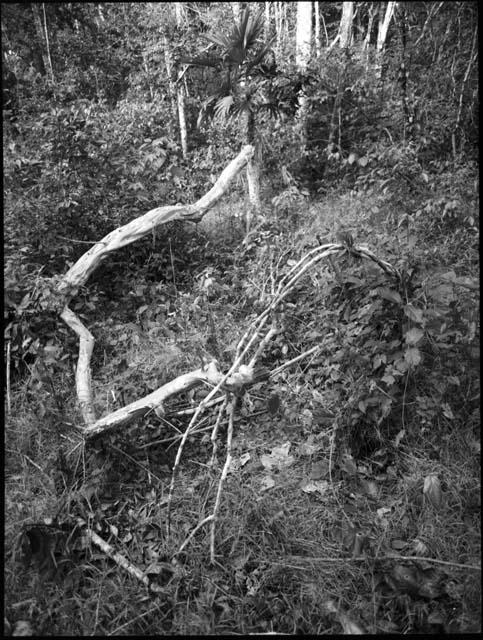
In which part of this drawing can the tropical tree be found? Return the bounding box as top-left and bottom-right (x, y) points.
(181, 7), (277, 231)
(295, 1), (313, 148)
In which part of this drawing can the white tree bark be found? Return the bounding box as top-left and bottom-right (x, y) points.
(163, 34), (178, 131)
(363, 3), (375, 51)
(296, 1), (312, 69)
(314, 1), (321, 57)
(174, 2), (188, 157)
(295, 1), (312, 150)
(31, 3), (53, 81)
(264, 1), (271, 40)
(83, 362), (224, 439)
(177, 84), (188, 158)
(377, 1), (396, 52)
(58, 146), (254, 295)
(338, 1), (354, 48)
(56, 146), (254, 428)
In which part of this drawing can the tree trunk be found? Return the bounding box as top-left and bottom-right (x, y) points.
(314, 1), (321, 57)
(454, 24), (477, 156)
(295, 1), (312, 150)
(274, 1), (281, 54)
(31, 3), (53, 81)
(56, 146), (255, 428)
(244, 110), (261, 233)
(338, 1), (354, 48)
(296, 1), (312, 69)
(264, 1), (271, 40)
(174, 3), (188, 157)
(377, 1), (396, 52)
(274, 1), (288, 58)
(177, 84), (188, 157)
(397, 4), (409, 138)
(41, 3), (55, 82)
(363, 3), (375, 51)
(142, 53), (154, 101)
(163, 35), (178, 136)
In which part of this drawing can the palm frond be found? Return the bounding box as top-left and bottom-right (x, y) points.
(203, 32), (232, 49)
(214, 95), (235, 119)
(196, 94), (218, 128)
(256, 101), (280, 118)
(245, 37), (276, 74)
(232, 96), (254, 118)
(204, 7), (265, 67)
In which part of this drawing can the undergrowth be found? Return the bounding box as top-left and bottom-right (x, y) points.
(4, 166), (480, 635)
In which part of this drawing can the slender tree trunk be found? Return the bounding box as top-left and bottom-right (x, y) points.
(377, 1), (396, 52)
(163, 35), (178, 135)
(295, 1), (312, 149)
(274, 1), (281, 55)
(41, 3), (55, 82)
(174, 2), (188, 157)
(264, 2), (271, 40)
(454, 24), (477, 156)
(177, 85), (188, 157)
(314, 1), (321, 57)
(363, 4), (375, 51)
(338, 1), (354, 48)
(244, 110), (261, 233)
(142, 54), (154, 101)
(296, 1), (312, 68)
(281, 2), (287, 53)
(397, 4), (410, 139)
(31, 3), (53, 81)
(363, 3), (375, 73)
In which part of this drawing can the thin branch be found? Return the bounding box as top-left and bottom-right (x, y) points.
(170, 395), (225, 416)
(6, 340), (11, 415)
(210, 395), (236, 563)
(210, 396), (228, 466)
(78, 518), (149, 586)
(176, 514), (214, 555)
(270, 345), (321, 377)
(280, 554), (481, 572)
(413, 1), (444, 48)
(455, 24), (478, 131)
(56, 235), (107, 245)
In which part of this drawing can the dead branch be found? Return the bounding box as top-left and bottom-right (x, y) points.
(57, 145), (254, 297)
(169, 242), (401, 558)
(60, 306), (96, 426)
(78, 518), (149, 586)
(210, 394), (236, 563)
(54, 145), (254, 429)
(83, 361), (224, 439)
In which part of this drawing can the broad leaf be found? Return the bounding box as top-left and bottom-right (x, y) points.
(377, 287), (402, 305)
(404, 304), (424, 324)
(404, 327), (424, 345)
(404, 347), (422, 367)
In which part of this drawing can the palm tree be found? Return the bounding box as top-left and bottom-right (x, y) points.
(181, 7), (277, 231)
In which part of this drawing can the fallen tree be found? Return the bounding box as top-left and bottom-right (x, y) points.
(48, 142), (404, 567)
(54, 144), (255, 429)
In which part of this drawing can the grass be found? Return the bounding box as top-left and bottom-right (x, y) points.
(4, 175), (480, 635)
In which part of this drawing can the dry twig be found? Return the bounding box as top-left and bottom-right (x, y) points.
(167, 242), (401, 559)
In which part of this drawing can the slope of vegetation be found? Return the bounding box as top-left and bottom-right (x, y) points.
(4, 2), (479, 636)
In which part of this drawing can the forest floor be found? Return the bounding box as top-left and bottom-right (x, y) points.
(4, 178), (481, 635)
